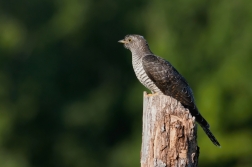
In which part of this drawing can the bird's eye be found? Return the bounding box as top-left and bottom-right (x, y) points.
(128, 38), (132, 42)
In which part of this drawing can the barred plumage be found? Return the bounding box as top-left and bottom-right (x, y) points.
(132, 53), (162, 93)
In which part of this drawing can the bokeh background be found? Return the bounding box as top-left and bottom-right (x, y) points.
(1, 0), (252, 167)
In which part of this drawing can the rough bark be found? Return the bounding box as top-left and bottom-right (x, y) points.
(141, 92), (199, 167)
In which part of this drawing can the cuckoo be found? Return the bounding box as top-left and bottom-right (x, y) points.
(118, 34), (220, 147)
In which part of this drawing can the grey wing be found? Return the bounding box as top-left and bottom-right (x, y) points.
(142, 54), (195, 110)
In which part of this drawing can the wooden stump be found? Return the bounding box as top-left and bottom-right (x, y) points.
(141, 92), (199, 167)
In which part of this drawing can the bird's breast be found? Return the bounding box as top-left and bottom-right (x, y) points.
(132, 56), (162, 94)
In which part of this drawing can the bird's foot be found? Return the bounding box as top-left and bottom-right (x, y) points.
(147, 92), (160, 96)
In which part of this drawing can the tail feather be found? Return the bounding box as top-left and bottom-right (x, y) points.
(192, 108), (221, 147)
(201, 125), (221, 147)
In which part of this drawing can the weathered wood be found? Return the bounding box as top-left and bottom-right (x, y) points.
(141, 92), (199, 167)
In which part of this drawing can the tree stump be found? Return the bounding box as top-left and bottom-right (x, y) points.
(141, 92), (199, 167)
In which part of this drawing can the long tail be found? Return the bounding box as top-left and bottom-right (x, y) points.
(200, 125), (221, 147)
(191, 107), (221, 147)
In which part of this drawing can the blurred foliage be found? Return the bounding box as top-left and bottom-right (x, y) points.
(0, 0), (252, 167)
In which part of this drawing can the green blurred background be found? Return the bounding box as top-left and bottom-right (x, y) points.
(1, 0), (252, 166)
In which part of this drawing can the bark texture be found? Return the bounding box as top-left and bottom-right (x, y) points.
(141, 92), (199, 167)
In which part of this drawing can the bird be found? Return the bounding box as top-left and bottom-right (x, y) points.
(118, 34), (220, 147)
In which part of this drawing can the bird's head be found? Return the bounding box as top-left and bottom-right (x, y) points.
(118, 34), (152, 54)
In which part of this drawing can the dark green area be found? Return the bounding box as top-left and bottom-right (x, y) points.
(0, 0), (252, 166)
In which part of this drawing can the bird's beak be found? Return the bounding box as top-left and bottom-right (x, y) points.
(118, 39), (127, 44)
